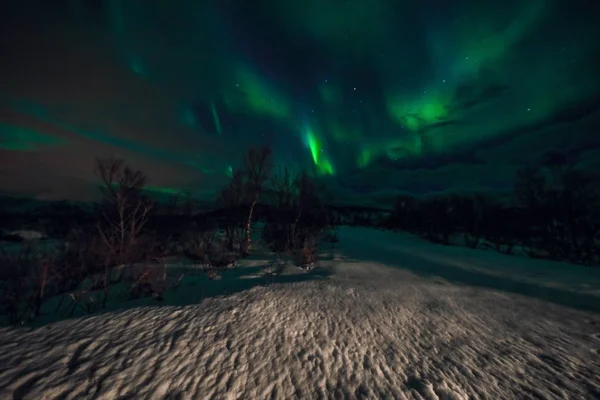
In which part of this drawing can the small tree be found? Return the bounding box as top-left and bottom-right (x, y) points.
(242, 146), (273, 254)
(265, 166), (299, 252)
(94, 157), (152, 305)
(262, 167), (330, 269)
(292, 171), (325, 269)
(218, 169), (247, 253)
(514, 165), (546, 211)
(455, 195), (485, 249)
(481, 205), (522, 255)
(420, 196), (456, 244)
(293, 170), (320, 246)
(95, 157), (152, 264)
(388, 195), (420, 232)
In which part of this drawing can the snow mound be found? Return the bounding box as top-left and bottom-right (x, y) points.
(0, 227), (599, 399)
(5, 230), (47, 241)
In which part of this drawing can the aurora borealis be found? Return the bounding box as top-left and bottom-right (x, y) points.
(1, 0), (599, 205)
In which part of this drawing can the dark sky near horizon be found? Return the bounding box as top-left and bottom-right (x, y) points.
(0, 0), (599, 206)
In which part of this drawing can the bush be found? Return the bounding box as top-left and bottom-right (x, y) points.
(294, 236), (318, 270)
(0, 241), (94, 324)
(262, 168), (333, 269)
(127, 263), (183, 300)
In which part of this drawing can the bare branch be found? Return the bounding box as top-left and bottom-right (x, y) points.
(94, 157), (153, 267)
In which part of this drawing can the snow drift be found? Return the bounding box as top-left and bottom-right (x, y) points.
(1, 227), (599, 399)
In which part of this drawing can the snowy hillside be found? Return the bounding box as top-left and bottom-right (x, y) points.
(1, 227), (600, 399)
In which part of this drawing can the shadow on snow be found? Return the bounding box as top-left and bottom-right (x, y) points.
(339, 228), (600, 314)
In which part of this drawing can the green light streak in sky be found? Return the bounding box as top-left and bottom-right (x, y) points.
(386, 91), (449, 131)
(144, 186), (180, 196)
(304, 125), (334, 175)
(306, 128), (320, 164)
(0, 123), (66, 151)
(7, 101), (214, 172)
(318, 159), (334, 175)
(385, 136), (423, 159)
(329, 121), (362, 143)
(2, 0), (598, 202)
(357, 149), (373, 168)
(222, 65), (290, 118)
(355, 134), (423, 168)
(210, 101), (222, 135)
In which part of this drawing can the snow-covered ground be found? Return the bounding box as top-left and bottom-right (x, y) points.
(1, 227), (600, 399)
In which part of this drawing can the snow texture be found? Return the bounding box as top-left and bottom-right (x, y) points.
(6, 230), (47, 241)
(1, 227), (600, 399)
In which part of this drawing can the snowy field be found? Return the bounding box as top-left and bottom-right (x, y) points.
(1, 227), (600, 399)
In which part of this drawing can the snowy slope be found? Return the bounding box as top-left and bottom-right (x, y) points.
(1, 227), (600, 399)
(339, 227), (600, 310)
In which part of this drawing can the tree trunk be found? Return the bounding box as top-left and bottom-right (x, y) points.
(291, 207), (303, 249)
(245, 194), (258, 254)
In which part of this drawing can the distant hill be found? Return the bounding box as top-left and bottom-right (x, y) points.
(0, 196), (94, 214)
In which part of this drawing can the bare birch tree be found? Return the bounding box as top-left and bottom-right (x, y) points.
(94, 157), (152, 305)
(242, 146), (272, 254)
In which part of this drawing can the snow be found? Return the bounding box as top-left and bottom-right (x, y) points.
(1, 227), (600, 399)
(341, 228), (600, 307)
(5, 230), (47, 241)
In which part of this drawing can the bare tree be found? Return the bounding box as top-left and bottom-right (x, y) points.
(266, 166), (299, 250)
(514, 165), (546, 210)
(94, 157), (152, 305)
(270, 166), (297, 211)
(242, 146), (273, 254)
(293, 170), (317, 248)
(220, 170), (246, 207)
(94, 157), (152, 263)
(218, 169), (246, 252)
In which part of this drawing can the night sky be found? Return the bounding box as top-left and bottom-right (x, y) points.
(1, 0), (599, 206)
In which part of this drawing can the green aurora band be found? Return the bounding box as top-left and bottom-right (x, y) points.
(1, 0), (598, 200)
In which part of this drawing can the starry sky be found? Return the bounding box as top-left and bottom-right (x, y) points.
(1, 0), (599, 206)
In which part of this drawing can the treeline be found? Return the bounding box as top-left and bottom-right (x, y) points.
(0, 146), (336, 324)
(385, 153), (600, 266)
(0, 200), (96, 239)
